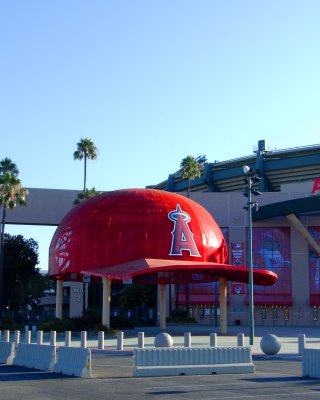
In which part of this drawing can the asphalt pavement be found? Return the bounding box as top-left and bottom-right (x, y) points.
(1, 324), (320, 400)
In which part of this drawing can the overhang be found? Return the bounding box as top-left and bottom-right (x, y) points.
(253, 196), (320, 221)
(81, 258), (278, 286)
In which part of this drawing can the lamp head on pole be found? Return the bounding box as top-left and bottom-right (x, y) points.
(243, 165), (251, 175)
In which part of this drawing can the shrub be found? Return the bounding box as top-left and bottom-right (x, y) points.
(0, 316), (20, 330)
(38, 318), (73, 332)
(166, 309), (197, 324)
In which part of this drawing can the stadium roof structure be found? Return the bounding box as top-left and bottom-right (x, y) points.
(149, 140), (320, 193)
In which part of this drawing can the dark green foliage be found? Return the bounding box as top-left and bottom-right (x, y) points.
(73, 187), (101, 205)
(38, 318), (73, 332)
(3, 234), (45, 321)
(110, 315), (135, 329)
(166, 309), (197, 324)
(0, 314), (20, 330)
(118, 284), (157, 308)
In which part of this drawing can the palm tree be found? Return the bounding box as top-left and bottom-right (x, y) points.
(179, 155), (202, 316)
(73, 187), (101, 205)
(0, 169), (28, 320)
(180, 155), (201, 198)
(73, 139), (98, 316)
(0, 158), (19, 177)
(73, 138), (98, 194)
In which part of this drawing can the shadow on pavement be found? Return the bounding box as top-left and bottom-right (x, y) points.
(0, 364), (75, 381)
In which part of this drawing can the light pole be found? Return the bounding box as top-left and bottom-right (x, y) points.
(243, 165), (261, 346)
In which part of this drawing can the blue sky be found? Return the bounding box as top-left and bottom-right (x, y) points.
(1, 1), (320, 270)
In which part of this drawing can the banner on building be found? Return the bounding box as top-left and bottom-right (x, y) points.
(231, 242), (245, 266)
(231, 283), (245, 294)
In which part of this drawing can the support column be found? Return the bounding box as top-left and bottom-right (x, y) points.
(55, 280), (63, 319)
(219, 277), (227, 334)
(102, 277), (111, 329)
(159, 284), (167, 329)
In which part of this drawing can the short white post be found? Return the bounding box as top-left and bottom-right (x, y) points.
(237, 333), (244, 346)
(37, 330), (43, 345)
(14, 330), (20, 347)
(25, 330), (31, 344)
(138, 332), (144, 349)
(50, 331), (56, 346)
(210, 332), (217, 347)
(81, 331), (87, 348)
(4, 330), (10, 342)
(117, 331), (123, 350)
(65, 331), (71, 347)
(298, 334), (306, 356)
(184, 332), (191, 348)
(98, 331), (104, 350)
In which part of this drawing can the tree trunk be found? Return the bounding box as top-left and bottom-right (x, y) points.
(83, 155), (87, 193)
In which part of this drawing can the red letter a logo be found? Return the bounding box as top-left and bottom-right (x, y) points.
(168, 204), (200, 257)
(312, 178), (320, 195)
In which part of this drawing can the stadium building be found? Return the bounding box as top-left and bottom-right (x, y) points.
(149, 139), (320, 327)
(8, 139), (320, 328)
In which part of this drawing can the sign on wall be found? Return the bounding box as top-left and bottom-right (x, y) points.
(231, 243), (244, 266)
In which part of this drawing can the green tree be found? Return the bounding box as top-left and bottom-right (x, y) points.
(2, 234), (44, 322)
(179, 155), (203, 315)
(73, 187), (101, 205)
(0, 160), (28, 320)
(180, 155), (201, 198)
(117, 284), (157, 326)
(0, 158), (19, 177)
(73, 138), (98, 194)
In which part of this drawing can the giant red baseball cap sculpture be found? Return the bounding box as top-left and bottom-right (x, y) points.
(49, 188), (277, 286)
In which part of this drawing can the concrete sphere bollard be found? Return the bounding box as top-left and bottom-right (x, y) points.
(154, 332), (173, 348)
(260, 334), (281, 355)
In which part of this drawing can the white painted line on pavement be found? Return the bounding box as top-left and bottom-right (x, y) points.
(145, 382), (251, 390)
(205, 391), (320, 399)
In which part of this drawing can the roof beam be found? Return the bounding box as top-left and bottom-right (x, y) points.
(286, 213), (320, 255)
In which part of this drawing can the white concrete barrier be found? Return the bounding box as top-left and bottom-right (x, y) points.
(13, 343), (56, 371)
(0, 341), (15, 365)
(53, 347), (92, 378)
(133, 346), (254, 377)
(302, 348), (320, 378)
